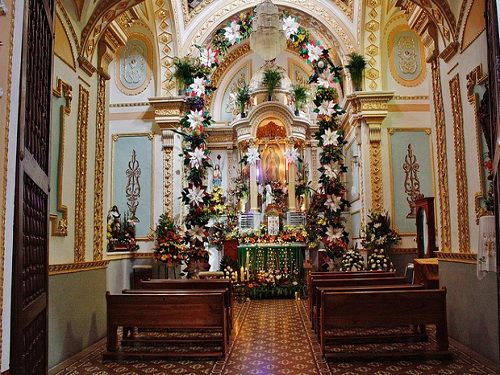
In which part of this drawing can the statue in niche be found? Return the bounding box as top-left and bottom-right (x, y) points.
(213, 164), (222, 187)
(107, 205), (121, 239)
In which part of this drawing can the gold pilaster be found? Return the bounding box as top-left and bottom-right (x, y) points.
(311, 142), (318, 190)
(227, 146), (234, 193)
(288, 161), (297, 212)
(368, 123), (383, 211)
(431, 59), (451, 252)
(163, 130), (174, 217)
(449, 74), (470, 253)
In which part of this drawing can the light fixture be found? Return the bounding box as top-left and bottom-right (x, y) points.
(250, 0), (286, 61)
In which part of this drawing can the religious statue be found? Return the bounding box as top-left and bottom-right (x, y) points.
(213, 164), (222, 187)
(107, 205), (121, 239)
(262, 183), (274, 213)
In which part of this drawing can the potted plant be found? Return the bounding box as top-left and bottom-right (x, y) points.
(345, 52), (367, 92)
(236, 84), (251, 118)
(262, 68), (283, 101)
(291, 84), (308, 116)
(173, 56), (197, 95)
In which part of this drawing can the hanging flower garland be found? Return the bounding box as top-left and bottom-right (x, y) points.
(179, 9), (350, 272)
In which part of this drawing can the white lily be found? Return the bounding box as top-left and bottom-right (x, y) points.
(282, 16), (299, 38)
(189, 77), (206, 97)
(200, 46), (217, 67)
(326, 226), (343, 241)
(284, 147), (300, 164)
(324, 194), (342, 211)
(322, 128), (340, 146)
(187, 186), (206, 206)
(224, 21), (241, 45)
(317, 71), (336, 88)
(188, 225), (205, 243)
(187, 110), (204, 131)
(245, 147), (260, 165)
(323, 164), (339, 179)
(317, 100), (336, 116)
(188, 147), (207, 169)
(307, 43), (323, 63)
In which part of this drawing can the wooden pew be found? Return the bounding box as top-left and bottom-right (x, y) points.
(139, 279), (233, 328)
(320, 288), (449, 360)
(309, 276), (407, 321)
(312, 283), (425, 335)
(104, 291), (227, 360)
(122, 288), (231, 343)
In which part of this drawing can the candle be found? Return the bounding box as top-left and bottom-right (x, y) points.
(240, 266), (244, 283)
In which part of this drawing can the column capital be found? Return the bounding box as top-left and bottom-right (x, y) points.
(150, 97), (187, 132)
(343, 91), (394, 131)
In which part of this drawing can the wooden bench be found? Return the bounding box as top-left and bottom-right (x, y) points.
(320, 288), (449, 360)
(309, 276), (407, 322)
(104, 291), (227, 360)
(312, 283), (425, 335)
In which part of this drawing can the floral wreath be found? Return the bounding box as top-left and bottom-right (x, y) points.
(179, 9), (349, 266)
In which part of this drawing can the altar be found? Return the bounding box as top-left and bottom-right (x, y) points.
(237, 243), (306, 281)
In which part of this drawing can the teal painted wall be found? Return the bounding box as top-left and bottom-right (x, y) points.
(389, 130), (433, 233)
(112, 135), (153, 237)
(48, 269), (107, 368)
(50, 96), (64, 216)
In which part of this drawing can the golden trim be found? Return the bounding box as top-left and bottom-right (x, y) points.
(0, 0), (17, 362)
(364, 0), (382, 91)
(388, 25), (427, 88)
(115, 33), (153, 96)
(50, 78), (73, 236)
(108, 111), (155, 121)
(93, 73), (107, 261)
(106, 252), (154, 261)
(449, 74), (470, 253)
(48, 261), (110, 276)
(393, 95), (429, 100)
(163, 147), (173, 217)
(153, 1), (175, 96)
(388, 104), (430, 112)
(387, 128), (436, 237)
(56, 0), (79, 47)
(110, 133), (155, 241)
(447, 62), (459, 76)
(109, 102), (150, 108)
(75, 85), (90, 262)
(54, 13), (77, 72)
(390, 248), (417, 254)
(436, 251), (477, 264)
(460, 0), (486, 53)
(431, 59), (451, 252)
(466, 65), (490, 224)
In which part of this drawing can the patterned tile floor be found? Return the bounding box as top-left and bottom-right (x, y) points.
(50, 299), (499, 375)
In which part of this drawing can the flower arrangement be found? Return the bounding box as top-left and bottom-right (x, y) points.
(235, 225), (307, 244)
(246, 269), (303, 299)
(339, 246), (365, 272)
(106, 210), (139, 252)
(262, 67), (283, 101)
(154, 214), (187, 266)
(367, 248), (394, 271)
(345, 52), (367, 91)
(361, 211), (400, 251)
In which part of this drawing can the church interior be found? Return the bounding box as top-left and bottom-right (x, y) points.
(0, 0), (499, 373)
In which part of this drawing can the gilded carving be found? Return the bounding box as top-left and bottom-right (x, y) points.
(431, 59), (451, 252)
(449, 74), (470, 253)
(182, 0), (215, 25)
(126, 150), (141, 221)
(93, 73), (106, 261)
(153, 0), (175, 96)
(403, 144), (422, 218)
(48, 260), (110, 276)
(436, 251), (477, 264)
(75, 85), (90, 263)
(50, 78), (72, 236)
(311, 144), (318, 190)
(369, 123), (383, 211)
(163, 147), (173, 217)
(364, 0), (381, 90)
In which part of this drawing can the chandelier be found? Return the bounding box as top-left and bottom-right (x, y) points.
(250, 0), (286, 61)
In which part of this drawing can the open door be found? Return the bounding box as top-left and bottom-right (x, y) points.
(11, 0), (54, 373)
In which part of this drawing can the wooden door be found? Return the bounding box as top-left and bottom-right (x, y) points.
(11, 0), (54, 373)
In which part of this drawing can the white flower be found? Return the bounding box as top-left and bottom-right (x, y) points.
(317, 100), (336, 116)
(188, 225), (205, 243)
(224, 21), (241, 45)
(188, 147), (207, 169)
(307, 43), (323, 63)
(187, 186), (206, 206)
(200, 46), (217, 67)
(317, 70), (336, 88)
(321, 128), (340, 146)
(189, 77), (206, 96)
(326, 226), (343, 241)
(282, 16), (299, 38)
(245, 147), (260, 165)
(323, 164), (339, 179)
(284, 147), (300, 164)
(324, 194), (342, 211)
(187, 110), (204, 131)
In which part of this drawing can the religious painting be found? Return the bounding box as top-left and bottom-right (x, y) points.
(260, 144), (286, 183)
(388, 25), (426, 87)
(388, 128), (434, 235)
(116, 35), (153, 95)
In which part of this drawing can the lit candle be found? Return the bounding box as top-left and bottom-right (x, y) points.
(240, 266), (244, 283)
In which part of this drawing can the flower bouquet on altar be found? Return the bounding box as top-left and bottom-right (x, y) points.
(154, 214), (187, 267)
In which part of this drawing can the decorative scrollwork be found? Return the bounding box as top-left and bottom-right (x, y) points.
(403, 144), (423, 218)
(126, 149), (141, 222)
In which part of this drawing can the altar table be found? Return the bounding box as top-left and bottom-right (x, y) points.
(237, 243), (306, 280)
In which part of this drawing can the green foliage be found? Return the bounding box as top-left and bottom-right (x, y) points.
(262, 68), (283, 100)
(362, 211), (400, 251)
(291, 84), (308, 111)
(173, 56), (198, 91)
(345, 52), (367, 91)
(236, 84), (251, 113)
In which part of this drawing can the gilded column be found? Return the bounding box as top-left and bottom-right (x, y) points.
(163, 130), (174, 217)
(449, 74), (470, 252)
(311, 142), (318, 190)
(368, 123), (383, 211)
(431, 59), (451, 252)
(364, 0), (382, 91)
(249, 163), (258, 212)
(288, 162), (297, 212)
(227, 146), (234, 193)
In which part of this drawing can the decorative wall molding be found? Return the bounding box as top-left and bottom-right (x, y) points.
(449, 74), (470, 253)
(390, 247), (417, 254)
(153, 0), (175, 96)
(364, 0), (382, 91)
(50, 78), (73, 236)
(436, 251), (477, 264)
(48, 261), (110, 276)
(75, 85), (89, 263)
(430, 59), (451, 252)
(163, 144), (173, 217)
